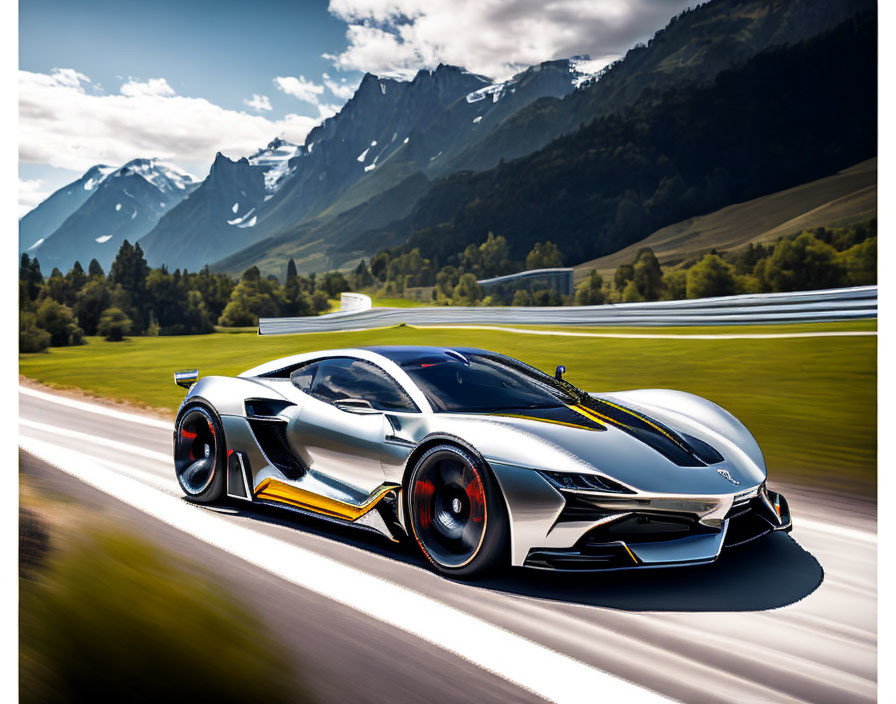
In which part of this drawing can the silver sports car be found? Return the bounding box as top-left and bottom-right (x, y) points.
(172, 346), (791, 577)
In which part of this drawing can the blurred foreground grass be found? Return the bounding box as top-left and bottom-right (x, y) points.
(19, 476), (308, 703)
(20, 320), (876, 494)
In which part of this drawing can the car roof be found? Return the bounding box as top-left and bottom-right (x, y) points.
(241, 346), (495, 379)
(363, 346), (492, 364)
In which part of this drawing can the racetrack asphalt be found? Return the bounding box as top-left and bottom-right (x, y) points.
(18, 387), (877, 703)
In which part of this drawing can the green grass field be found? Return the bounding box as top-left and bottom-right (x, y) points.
(20, 320), (877, 495)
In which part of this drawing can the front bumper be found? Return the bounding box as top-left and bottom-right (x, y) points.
(491, 462), (791, 570)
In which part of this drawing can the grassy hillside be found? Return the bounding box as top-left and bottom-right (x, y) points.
(20, 320), (876, 495)
(574, 158), (877, 280)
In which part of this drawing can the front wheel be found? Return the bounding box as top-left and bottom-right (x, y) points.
(174, 404), (226, 503)
(406, 444), (508, 578)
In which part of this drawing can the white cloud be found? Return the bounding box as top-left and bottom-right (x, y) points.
(47, 67), (91, 89)
(274, 75), (325, 104)
(323, 75), (358, 100)
(18, 178), (52, 217)
(244, 93), (273, 111)
(326, 0), (692, 81)
(120, 77), (175, 97)
(19, 68), (320, 174)
(316, 103), (342, 120)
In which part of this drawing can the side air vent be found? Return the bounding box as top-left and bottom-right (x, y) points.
(245, 398), (294, 418)
(247, 418), (305, 480)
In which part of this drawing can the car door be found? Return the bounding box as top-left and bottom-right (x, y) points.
(288, 357), (419, 494)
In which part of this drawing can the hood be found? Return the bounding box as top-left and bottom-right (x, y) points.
(434, 398), (766, 495)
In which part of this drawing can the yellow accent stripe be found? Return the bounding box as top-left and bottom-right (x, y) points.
(492, 412), (600, 431)
(622, 543), (640, 564)
(255, 478), (398, 521)
(595, 397), (681, 445)
(568, 404), (614, 428)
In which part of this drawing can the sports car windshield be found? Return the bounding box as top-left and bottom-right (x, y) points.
(399, 352), (578, 413)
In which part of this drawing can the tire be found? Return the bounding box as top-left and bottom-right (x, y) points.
(406, 443), (509, 578)
(174, 403), (226, 504)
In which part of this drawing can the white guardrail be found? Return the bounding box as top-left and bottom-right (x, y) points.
(259, 285), (877, 335)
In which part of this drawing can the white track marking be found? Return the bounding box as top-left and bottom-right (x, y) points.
(19, 386), (172, 430)
(19, 418), (171, 463)
(20, 436), (668, 704)
(410, 325), (877, 340)
(90, 454), (177, 492)
(794, 518), (877, 545)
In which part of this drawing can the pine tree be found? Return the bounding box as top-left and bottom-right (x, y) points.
(88, 259), (105, 279)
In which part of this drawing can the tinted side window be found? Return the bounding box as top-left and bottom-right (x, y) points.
(290, 363), (318, 393)
(305, 358), (418, 412)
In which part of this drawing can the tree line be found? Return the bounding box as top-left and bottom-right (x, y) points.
(359, 220), (876, 307)
(19, 240), (355, 352)
(578, 220), (876, 305)
(365, 233), (566, 305)
(19, 219), (875, 353)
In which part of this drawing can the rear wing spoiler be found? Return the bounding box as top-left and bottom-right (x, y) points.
(174, 369), (199, 389)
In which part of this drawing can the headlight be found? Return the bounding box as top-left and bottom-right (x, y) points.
(539, 471), (634, 494)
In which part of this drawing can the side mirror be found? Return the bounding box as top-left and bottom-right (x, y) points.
(334, 398), (381, 414)
(554, 365), (566, 381)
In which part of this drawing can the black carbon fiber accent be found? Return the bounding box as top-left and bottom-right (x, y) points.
(247, 419), (305, 480)
(581, 512), (716, 545)
(227, 452), (248, 499)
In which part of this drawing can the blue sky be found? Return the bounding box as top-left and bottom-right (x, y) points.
(18, 0), (692, 214)
(20, 0), (352, 119)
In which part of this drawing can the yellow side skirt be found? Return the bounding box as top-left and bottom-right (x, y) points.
(254, 477), (399, 522)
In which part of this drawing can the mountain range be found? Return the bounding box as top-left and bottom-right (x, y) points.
(23, 159), (198, 271)
(20, 0), (876, 279)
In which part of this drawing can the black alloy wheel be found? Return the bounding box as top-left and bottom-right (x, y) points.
(174, 404), (225, 503)
(407, 443), (508, 577)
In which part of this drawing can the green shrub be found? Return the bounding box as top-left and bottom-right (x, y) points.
(621, 279), (645, 302)
(35, 298), (82, 347)
(452, 273), (482, 305)
(686, 254), (736, 298)
(310, 290), (331, 314)
(19, 312), (51, 353)
(576, 270), (606, 305)
(755, 232), (846, 292)
(512, 289), (532, 306)
(838, 237), (876, 286)
(97, 307), (132, 341)
(661, 269), (687, 300)
(632, 248), (663, 300)
(531, 288), (562, 306)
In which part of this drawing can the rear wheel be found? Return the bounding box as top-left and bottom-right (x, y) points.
(174, 404), (225, 503)
(406, 444), (508, 578)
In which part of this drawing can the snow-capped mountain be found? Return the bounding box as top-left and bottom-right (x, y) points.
(140, 59), (587, 272)
(19, 164), (115, 255)
(29, 158), (198, 271)
(248, 138), (303, 193)
(117, 158), (196, 197)
(140, 140), (300, 270)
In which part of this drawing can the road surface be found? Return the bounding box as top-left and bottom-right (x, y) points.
(18, 387), (877, 703)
